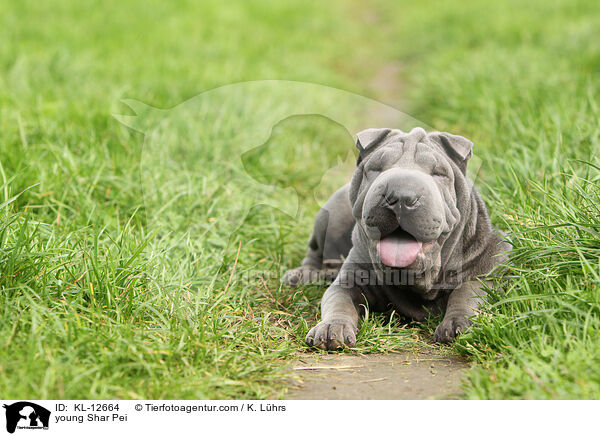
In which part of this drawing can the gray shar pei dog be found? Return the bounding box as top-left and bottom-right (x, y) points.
(283, 127), (510, 349)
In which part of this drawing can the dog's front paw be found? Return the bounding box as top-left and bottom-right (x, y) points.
(305, 320), (358, 350)
(433, 315), (472, 343)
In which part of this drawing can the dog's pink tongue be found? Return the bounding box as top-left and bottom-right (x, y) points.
(377, 232), (422, 268)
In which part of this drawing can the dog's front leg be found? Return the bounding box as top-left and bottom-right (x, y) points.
(305, 280), (361, 350)
(433, 280), (490, 343)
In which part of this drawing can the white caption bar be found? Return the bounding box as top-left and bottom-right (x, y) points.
(0, 400), (594, 436)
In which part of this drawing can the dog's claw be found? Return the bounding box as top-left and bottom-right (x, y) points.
(306, 320), (357, 350)
(434, 315), (472, 343)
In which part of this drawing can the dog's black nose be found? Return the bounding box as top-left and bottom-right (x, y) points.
(386, 188), (422, 213)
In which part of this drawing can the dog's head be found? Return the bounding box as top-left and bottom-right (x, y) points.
(350, 127), (473, 290)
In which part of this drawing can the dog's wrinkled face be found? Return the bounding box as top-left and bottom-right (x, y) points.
(349, 127), (473, 290)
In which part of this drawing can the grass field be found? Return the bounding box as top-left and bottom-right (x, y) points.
(1, 0), (599, 399)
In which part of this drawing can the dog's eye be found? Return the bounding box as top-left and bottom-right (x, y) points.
(432, 167), (449, 178)
(364, 164), (382, 179)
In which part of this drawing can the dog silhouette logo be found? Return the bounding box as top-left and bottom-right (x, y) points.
(3, 402), (50, 433)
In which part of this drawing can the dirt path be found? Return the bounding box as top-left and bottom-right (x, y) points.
(287, 351), (469, 400)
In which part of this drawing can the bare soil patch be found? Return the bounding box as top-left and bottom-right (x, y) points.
(287, 351), (469, 400)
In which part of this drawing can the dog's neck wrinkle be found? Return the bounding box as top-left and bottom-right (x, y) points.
(447, 185), (496, 285)
(438, 172), (479, 281)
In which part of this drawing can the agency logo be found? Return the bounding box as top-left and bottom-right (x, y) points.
(2, 402), (50, 434)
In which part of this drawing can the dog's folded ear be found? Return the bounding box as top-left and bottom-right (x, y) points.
(355, 128), (391, 165)
(356, 128), (392, 152)
(428, 132), (473, 173)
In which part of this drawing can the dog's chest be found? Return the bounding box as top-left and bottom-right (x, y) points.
(367, 282), (449, 321)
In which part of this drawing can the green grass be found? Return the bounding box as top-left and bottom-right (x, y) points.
(1, 0), (599, 399)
